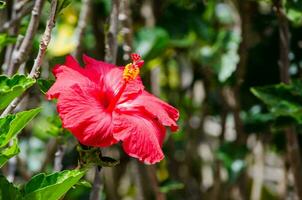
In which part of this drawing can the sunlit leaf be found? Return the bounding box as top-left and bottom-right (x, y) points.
(285, 0), (302, 25)
(0, 138), (20, 168)
(160, 180), (184, 193)
(0, 75), (35, 110)
(22, 169), (86, 200)
(0, 108), (41, 148)
(0, 1), (6, 9)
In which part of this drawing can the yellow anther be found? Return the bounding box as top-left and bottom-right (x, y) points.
(123, 63), (140, 81)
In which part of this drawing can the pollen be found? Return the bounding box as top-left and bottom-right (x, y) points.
(123, 53), (144, 82)
(123, 63), (140, 81)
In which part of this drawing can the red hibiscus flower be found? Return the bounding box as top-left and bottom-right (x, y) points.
(46, 53), (179, 164)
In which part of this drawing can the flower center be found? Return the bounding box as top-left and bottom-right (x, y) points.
(107, 53), (144, 112)
(123, 63), (140, 81)
(123, 53), (144, 82)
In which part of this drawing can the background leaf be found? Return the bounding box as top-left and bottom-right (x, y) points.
(251, 81), (302, 124)
(0, 75), (35, 110)
(134, 27), (169, 60)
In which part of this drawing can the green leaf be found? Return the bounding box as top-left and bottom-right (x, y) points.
(0, 138), (20, 168)
(22, 169), (86, 200)
(285, 0), (302, 25)
(160, 180), (184, 193)
(37, 79), (54, 94)
(75, 180), (92, 188)
(251, 81), (302, 124)
(216, 142), (248, 183)
(0, 108), (41, 148)
(0, 34), (16, 52)
(135, 27), (169, 60)
(0, 1), (6, 9)
(0, 75), (35, 110)
(57, 0), (72, 14)
(0, 175), (22, 200)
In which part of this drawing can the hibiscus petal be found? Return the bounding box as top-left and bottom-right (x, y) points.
(113, 111), (166, 164)
(104, 67), (144, 103)
(57, 83), (117, 147)
(46, 55), (98, 99)
(117, 91), (179, 131)
(83, 54), (115, 75)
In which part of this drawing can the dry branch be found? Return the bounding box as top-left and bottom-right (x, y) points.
(9, 0), (45, 75)
(1, 0), (58, 117)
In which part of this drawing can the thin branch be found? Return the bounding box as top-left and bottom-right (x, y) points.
(1, 0), (58, 117)
(0, 2), (33, 33)
(105, 0), (119, 64)
(54, 143), (65, 171)
(72, 0), (92, 60)
(9, 0), (45, 75)
(90, 167), (103, 200)
(119, 0), (133, 61)
(3, 0), (27, 74)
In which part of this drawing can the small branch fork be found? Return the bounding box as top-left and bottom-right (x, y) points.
(0, 2), (33, 33)
(1, 0), (58, 117)
(9, 0), (45, 75)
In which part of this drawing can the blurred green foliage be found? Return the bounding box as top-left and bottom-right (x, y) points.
(1, 0), (302, 199)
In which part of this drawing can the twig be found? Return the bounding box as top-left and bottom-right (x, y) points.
(54, 143), (65, 171)
(250, 140), (264, 200)
(90, 167), (103, 200)
(275, 1), (302, 199)
(105, 0), (119, 64)
(72, 0), (92, 60)
(3, 0), (26, 74)
(1, 0), (58, 117)
(0, 2), (33, 33)
(234, 0), (250, 144)
(119, 0), (132, 61)
(9, 0), (45, 75)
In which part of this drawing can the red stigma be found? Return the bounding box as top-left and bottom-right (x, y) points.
(131, 53), (141, 62)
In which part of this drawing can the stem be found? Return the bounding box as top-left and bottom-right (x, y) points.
(72, 0), (92, 60)
(275, 1), (302, 199)
(120, 0), (133, 61)
(54, 144), (65, 171)
(105, 0), (119, 64)
(90, 167), (103, 200)
(250, 140), (264, 200)
(1, 0), (58, 117)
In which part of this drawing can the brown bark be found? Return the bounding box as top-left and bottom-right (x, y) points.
(275, 1), (302, 199)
